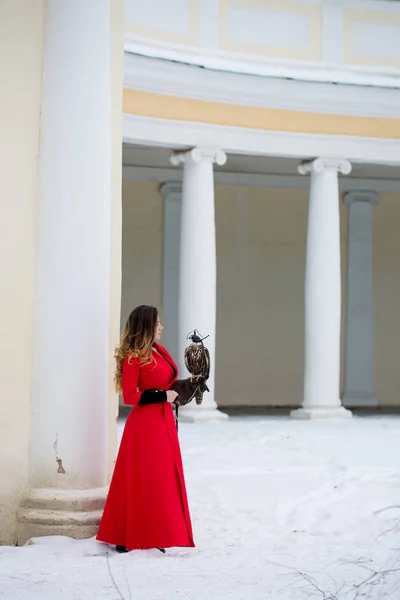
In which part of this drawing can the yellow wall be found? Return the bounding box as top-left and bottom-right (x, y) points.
(123, 90), (400, 140)
(0, 0), (45, 544)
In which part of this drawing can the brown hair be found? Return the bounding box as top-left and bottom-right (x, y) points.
(114, 305), (158, 392)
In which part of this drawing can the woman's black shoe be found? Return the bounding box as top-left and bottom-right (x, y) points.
(116, 545), (128, 553)
(158, 548), (166, 553)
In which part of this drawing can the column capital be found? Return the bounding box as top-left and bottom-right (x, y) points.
(344, 191), (379, 206)
(298, 158), (352, 176)
(170, 148), (227, 167)
(160, 182), (182, 198)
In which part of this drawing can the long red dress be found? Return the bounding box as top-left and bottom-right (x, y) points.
(96, 343), (195, 550)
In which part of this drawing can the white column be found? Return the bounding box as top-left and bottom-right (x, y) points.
(161, 183), (182, 364)
(170, 148), (228, 421)
(291, 158), (352, 420)
(343, 191), (379, 408)
(17, 0), (118, 543)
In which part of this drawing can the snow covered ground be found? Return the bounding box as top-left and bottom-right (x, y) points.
(1, 414), (400, 599)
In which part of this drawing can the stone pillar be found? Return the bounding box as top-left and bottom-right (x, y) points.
(17, 0), (122, 543)
(170, 148), (228, 421)
(161, 183), (182, 364)
(291, 158), (353, 420)
(342, 191), (379, 408)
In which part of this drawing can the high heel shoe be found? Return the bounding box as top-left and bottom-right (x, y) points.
(158, 548), (166, 553)
(116, 545), (128, 553)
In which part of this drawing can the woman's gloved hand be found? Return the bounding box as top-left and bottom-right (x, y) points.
(170, 377), (208, 406)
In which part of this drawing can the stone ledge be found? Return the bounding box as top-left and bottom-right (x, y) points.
(178, 409), (229, 423)
(20, 487), (107, 511)
(290, 406), (353, 420)
(16, 487), (107, 546)
(17, 508), (103, 526)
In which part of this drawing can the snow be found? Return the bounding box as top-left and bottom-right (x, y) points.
(1, 414), (400, 599)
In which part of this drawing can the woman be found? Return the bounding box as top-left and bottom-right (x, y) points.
(96, 305), (195, 553)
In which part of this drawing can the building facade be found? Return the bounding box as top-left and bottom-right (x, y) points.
(1, 0), (400, 545)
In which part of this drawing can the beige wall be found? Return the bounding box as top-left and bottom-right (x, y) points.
(374, 194), (400, 407)
(215, 186), (348, 407)
(0, 0), (44, 544)
(215, 186), (307, 406)
(121, 180), (163, 328)
(121, 180), (399, 409)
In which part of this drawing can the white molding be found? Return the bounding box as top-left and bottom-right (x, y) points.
(122, 113), (400, 166)
(322, 4), (343, 65)
(325, 1), (400, 9)
(123, 166), (400, 194)
(298, 158), (352, 175)
(124, 37), (400, 89)
(171, 148), (227, 166)
(160, 182), (182, 197)
(124, 54), (400, 119)
(344, 191), (380, 205)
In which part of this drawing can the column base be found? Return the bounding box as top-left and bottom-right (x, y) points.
(16, 487), (107, 546)
(290, 406), (353, 420)
(179, 408), (229, 422)
(342, 392), (378, 408)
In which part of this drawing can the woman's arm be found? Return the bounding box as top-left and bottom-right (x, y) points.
(121, 357), (142, 406)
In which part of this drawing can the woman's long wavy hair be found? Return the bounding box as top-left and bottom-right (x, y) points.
(114, 305), (158, 393)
